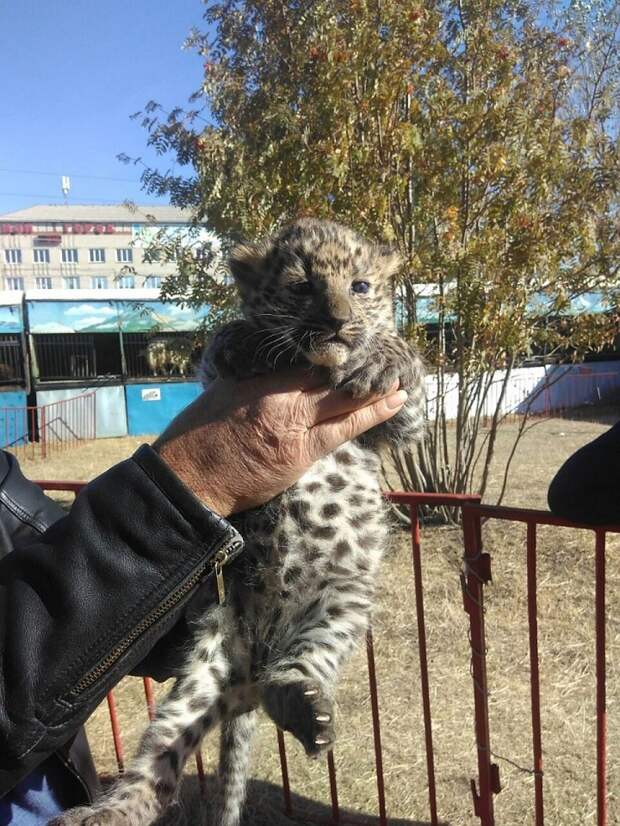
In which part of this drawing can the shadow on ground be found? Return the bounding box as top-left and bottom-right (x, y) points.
(162, 774), (445, 826)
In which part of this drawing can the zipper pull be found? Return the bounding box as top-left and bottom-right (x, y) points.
(214, 552), (227, 604)
(212, 537), (242, 606)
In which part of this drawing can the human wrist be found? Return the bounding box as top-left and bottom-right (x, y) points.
(152, 438), (233, 518)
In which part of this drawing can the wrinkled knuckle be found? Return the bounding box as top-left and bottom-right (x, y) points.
(276, 434), (305, 468)
(342, 410), (364, 441)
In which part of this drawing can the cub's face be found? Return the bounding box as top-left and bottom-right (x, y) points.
(230, 218), (400, 368)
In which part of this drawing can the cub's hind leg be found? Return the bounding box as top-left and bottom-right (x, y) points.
(262, 566), (376, 757)
(212, 709), (258, 826)
(49, 624), (230, 826)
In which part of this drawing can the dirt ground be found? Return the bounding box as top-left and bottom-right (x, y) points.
(12, 415), (619, 825)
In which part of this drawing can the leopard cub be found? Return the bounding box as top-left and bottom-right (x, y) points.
(52, 218), (425, 826)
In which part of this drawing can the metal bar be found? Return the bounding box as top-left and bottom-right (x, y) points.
(326, 749), (340, 824)
(34, 480), (85, 495)
(526, 522), (544, 825)
(595, 530), (607, 826)
(365, 628), (387, 825)
(276, 729), (293, 816)
(467, 503), (620, 532)
(143, 677), (156, 721)
(106, 691), (125, 773)
(387, 491), (481, 507)
(195, 749), (206, 798)
(462, 507), (495, 825)
(409, 503), (438, 825)
(40, 405), (46, 459)
(30, 406), (35, 458)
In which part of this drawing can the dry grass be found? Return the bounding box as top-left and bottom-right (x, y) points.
(14, 417), (618, 825)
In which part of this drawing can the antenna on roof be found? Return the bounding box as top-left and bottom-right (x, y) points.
(61, 176), (71, 205)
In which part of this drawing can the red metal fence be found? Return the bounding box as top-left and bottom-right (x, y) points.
(34, 483), (618, 825)
(2, 392), (96, 458)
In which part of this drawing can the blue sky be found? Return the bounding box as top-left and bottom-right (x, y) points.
(0, 0), (207, 215)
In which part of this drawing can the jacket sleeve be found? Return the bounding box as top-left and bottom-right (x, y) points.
(547, 420), (620, 524)
(0, 444), (243, 796)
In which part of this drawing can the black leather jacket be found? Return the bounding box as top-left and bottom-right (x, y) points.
(0, 445), (242, 802)
(548, 420), (620, 524)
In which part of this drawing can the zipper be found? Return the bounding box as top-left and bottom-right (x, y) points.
(69, 535), (243, 697)
(213, 547), (230, 605)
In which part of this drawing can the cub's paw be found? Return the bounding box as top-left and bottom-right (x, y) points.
(48, 807), (128, 826)
(263, 681), (335, 757)
(331, 359), (400, 400)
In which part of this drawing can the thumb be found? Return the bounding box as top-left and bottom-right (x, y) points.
(308, 390), (408, 457)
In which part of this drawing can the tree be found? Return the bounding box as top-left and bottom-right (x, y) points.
(128, 0), (620, 504)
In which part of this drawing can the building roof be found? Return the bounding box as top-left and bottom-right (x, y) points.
(0, 204), (194, 224)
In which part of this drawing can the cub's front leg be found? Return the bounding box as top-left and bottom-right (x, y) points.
(331, 332), (426, 447)
(49, 622), (231, 826)
(201, 319), (297, 383)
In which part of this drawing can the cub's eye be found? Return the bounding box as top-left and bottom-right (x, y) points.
(289, 281), (314, 296)
(351, 280), (370, 294)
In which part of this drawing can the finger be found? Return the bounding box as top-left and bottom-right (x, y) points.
(302, 380), (400, 425)
(218, 368), (328, 402)
(308, 390), (408, 456)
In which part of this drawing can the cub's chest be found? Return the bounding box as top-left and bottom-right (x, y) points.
(239, 444), (386, 575)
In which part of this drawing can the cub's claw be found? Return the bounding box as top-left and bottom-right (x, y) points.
(263, 680), (336, 756)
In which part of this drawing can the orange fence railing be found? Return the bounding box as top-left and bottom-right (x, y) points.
(33, 482), (617, 826)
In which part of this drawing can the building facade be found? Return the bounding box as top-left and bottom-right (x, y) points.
(0, 204), (198, 292)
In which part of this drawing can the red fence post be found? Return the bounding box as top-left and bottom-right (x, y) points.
(461, 505), (497, 826)
(365, 628), (387, 825)
(106, 691), (125, 774)
(526, 522), (544, 825)
(40, 405), (46, 459)
(276, 729), (293, 816)
(326, 750), (340, 824)
(409, 503), (438, 825)
(595, 530), (607, 826)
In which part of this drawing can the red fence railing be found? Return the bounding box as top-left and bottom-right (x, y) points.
(3, 392), (96, 458)
(33, 483), (617, 826)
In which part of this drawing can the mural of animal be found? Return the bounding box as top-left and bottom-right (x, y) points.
(144, 336), (194, 377)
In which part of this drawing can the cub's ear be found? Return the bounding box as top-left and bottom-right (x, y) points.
(228, 241), (270, 288)
(375, 245), (402, 280)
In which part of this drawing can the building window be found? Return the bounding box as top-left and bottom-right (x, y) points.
(144, 275), (162, 288)
(89, 248), (105, 263)
(117, 275), (135, 289)
(116, 248), (133, 263)
(0, 335), (24, 383)
(91, 276), (108, 289)
(4, 249), (21, 264)
(63, 276), (81, 289)
(62, 249), (78, 263)
(5, 277), (24, 290)
(35, 277), (53, 289)
(143, 249), (161, 263)
(33, 248), (51, 263)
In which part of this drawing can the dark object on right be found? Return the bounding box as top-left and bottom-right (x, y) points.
(547, 420), (620, 524)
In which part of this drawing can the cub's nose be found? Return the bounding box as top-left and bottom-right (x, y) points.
(329, 318), (347, 333)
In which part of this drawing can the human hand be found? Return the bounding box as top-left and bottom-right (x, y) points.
(153, 370), (407, 516)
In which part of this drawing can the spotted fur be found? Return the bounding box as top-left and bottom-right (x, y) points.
(51, 218), (425, 826)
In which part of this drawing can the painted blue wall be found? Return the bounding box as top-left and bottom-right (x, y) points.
(518, 361), (620, 414)
(0, 390), (28, 447)
(36, 386), (128, 438)
(125, 382), (202, 436)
